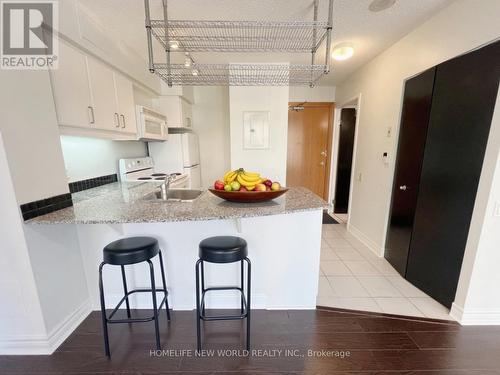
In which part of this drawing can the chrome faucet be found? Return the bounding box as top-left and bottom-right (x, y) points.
(160, 173), (177, 200)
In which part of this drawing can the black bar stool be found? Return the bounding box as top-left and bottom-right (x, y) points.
(195, 236), (251, 351)
(98, 236), (170, 357)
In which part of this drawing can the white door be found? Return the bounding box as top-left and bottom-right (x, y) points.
(114, 73), (137, 134)
(86, 58), (119, 131)
(181, 133), (200, 167)
(49, 41), (92, 128)
(184, 165), (201, 189)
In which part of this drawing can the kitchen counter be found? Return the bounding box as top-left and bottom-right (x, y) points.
(26, 182), (328, 224)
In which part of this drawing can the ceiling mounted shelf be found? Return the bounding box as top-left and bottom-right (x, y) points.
(150, 20), (330, 53)
(153, 63), (328, 86)
(144, 0), (334, 86)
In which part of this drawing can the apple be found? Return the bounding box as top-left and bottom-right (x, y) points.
(239, 186), (248, 192)
(263, 179), (273, 187)
(224, 184), (232, 192)
(214, 180), (225, 190)
(271, 182), (281, 191)
(255, 183), (267, 192)
(230, 181), (241, 191)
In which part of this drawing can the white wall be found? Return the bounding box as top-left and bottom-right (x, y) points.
(0, 69), (69, 204)
(451, 87), (500, 324)
(335, 0), (500, 254)
(289, 86), (336, 102)
(229, 86), (289, 183)
(60, 136), (147, 182)
(0, 133), (47, 353)
(192, 87), (231, 187)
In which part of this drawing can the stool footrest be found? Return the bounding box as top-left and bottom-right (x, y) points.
(199, 286), (248, 321)
(106, 288), (168, 322)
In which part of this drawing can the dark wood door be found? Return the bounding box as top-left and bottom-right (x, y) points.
(406, 41), (500, 307)
(385, 68), (436, 275)
(287, 103), (334, 199)
(334, 108), (356, 213)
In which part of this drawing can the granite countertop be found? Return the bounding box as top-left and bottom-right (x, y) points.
(26, 182), (329, 224)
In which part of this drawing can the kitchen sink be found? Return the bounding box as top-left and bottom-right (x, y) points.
(143, 189), (204, 202)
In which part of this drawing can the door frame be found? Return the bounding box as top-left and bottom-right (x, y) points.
(287, 102), (335, 201)
(329, 94), (362, 226)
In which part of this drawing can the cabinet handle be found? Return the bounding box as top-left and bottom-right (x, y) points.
(120, 114), (126, 128)
(88, 106), (95, 124)
(399, 185), (408, 191)
(114, 113), (120, 127)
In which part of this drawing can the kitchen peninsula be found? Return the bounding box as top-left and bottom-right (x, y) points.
(25, 183), (327, 314)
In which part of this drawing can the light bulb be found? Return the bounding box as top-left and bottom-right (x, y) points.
(192, 69), (199, 76)
(169, 40), (179, 49)
(332, 44), (354, 61)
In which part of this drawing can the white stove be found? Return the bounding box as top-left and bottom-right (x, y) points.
(118, 157), (189, 187)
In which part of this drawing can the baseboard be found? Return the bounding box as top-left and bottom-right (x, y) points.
(450, 302), (500, 325)
(0, 299), (92, 355)
(347, 223), (384, 257)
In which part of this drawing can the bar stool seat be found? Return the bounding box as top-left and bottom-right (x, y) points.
(199, 236), (247, 263)
(103, 237), (159, 265)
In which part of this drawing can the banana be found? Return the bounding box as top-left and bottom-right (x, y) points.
(223, 170), (238, 184)
(246, 185), (256, 191)
(223, 170), (234, 182)
(237, 173), (261, 187)
(243, 171), (260, 177)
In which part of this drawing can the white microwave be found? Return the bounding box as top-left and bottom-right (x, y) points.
(136, 105), (168, 141)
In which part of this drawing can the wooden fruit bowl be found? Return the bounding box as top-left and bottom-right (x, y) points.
(208, 188), (289, 203)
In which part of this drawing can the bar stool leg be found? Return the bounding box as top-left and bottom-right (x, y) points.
(240, 260), (244, 314)
(98, 262), (111, 357)
(200, 260), (206, 316)
(245, 257), (251, 351)
(158, 250), (171, 321)
(120, 265), (131, 319)
(147, 260), (161, 350)
(195, 259), (202, 352)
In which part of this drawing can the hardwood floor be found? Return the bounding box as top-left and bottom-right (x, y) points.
(2, 308), (500, 374)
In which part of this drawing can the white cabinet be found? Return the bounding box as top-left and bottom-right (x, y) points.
(86, 58), (119, 132)
(50, 40), (139, 139)
(49, 41), (92, 128)
(113, 73), (137, 134)
(158, 96), (193, 128)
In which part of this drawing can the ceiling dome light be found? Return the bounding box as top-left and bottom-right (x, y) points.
(332, 43), (354, 61)
(369, 0), (396, 12)
(169, 40), (179, 49)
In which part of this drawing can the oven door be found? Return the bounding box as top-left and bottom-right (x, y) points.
(136, 106), (168, 141)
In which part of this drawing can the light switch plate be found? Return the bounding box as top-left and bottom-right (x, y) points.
(494, 201), (500, 217)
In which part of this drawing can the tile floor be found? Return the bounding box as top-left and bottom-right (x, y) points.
(317, 222), (454, 321)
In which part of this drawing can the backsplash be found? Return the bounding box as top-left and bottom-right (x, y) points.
(69, 174), (118, 193)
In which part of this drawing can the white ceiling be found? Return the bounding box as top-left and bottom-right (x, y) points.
(78, 0), (455, 85)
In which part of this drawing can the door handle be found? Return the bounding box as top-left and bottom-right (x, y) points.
(88, 106), (95, 124)
(321, 150), (327, 157)
(320, 161), (325, 166)
(120, 114), (126, 128)
(114, 113), (120, 127)
(399, 185), (408, 191)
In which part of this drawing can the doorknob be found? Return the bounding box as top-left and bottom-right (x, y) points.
(399, 185), (408, 191)
(320, 161), (325, 166)
(320, 150), (327, 157)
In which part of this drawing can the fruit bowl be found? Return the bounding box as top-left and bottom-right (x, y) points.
(208, 188), (289, 203)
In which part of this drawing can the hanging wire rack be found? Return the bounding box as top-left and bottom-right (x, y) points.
(144, 0), (334, 86)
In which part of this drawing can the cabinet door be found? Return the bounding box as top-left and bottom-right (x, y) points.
(86, 58), (119, 131)
(49, 41), (92, 128)
(181, 98), (193, 127)
(114, 73), (137, 135)
(406, 41), (500, 308)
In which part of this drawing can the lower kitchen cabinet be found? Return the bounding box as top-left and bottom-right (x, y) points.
(386, 40), (500, 307)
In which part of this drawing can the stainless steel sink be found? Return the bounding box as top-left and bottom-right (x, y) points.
(143, 189), (204, 202)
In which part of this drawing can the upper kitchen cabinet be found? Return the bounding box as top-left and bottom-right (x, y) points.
(113, 73), (138, 135)
(49, 41), (93, 129)
(50, 40), (139, 140)
(86, 58), (119, 132)
(157, 96), (193, 128)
